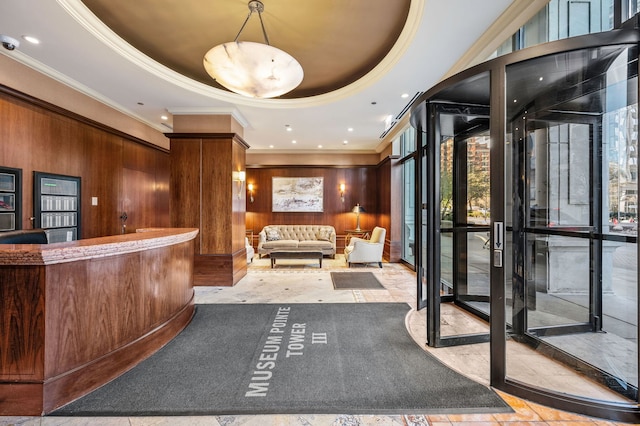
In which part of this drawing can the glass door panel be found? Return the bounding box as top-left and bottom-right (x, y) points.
(418, 131), (428, 311)
(506, 44), (638, 402)
(456, 134), (492, 318)
(440, 137), (454, 297)
(403, 157), (416, 265)
(464, 231), (491, 315)
(440, 233), (453, 293)
(527, 124), (592, 232)
(524, 122), (592, 333)
(440, 130), (492, 309)
(603, 240), (638, 390)
(596, 100), (638, 391)
(525, 233), (591, 330)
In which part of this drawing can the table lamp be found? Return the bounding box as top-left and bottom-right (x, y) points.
(351, 203), (366, 231)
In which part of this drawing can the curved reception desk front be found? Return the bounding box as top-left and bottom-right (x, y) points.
(0, 228), (198, 415)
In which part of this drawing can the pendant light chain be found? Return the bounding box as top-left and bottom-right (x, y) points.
(232, 0), (270, 46)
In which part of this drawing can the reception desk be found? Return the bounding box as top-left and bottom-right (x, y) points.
(0, 228), (198, 415)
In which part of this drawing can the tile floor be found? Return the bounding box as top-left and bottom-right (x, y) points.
(1, 256), (637, 425)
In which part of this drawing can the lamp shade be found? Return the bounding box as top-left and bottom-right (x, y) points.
(352, 204), (366, 213)
(351, 203), (365, 231)
(203, 41), (304, 98)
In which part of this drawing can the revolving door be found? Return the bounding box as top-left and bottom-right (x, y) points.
(412, 31), (639, 421)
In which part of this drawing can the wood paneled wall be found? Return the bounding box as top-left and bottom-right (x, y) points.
(245, 166), (380, 251)
(0, 87), (170, 238)
(0, 84), (404, 262)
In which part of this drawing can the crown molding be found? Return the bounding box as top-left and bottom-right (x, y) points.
(167, 107), (251, 129)
(0, 48), (167, 134)
(443, 0), (550, 79)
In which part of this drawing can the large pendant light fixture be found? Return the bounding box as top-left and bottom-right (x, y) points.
(203, 0), (303, 99)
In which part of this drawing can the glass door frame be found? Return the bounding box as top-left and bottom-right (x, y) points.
(415, 110), (428, 312)
(449, 106), (492, 320)
(419, 101), (493, 347)
(511, 115), (603, 339)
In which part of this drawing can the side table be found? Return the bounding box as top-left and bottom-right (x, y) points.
(344, 229), (371, 246)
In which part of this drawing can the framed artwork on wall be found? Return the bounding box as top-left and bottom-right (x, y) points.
(272, 177), (323, 212)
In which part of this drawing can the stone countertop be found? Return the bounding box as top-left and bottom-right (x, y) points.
(0, 228), (199, 265)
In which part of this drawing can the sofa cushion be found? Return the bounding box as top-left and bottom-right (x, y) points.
(266, 228), (281, 241)
(298, 240), (333, 250)
(262, 239), (299, 249)
(316, 228), (332, 241)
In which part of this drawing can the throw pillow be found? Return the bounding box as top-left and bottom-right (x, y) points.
(316, 228), (331, 241)
(266, 228), (281, 241)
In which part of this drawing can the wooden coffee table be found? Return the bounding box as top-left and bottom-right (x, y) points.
(270, 249), (323, 268)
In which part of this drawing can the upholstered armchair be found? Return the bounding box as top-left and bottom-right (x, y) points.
(344, 226), (386, 268)
(245, 237), (255, 264)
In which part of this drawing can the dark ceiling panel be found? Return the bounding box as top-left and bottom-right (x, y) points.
(82, 0), (411, 98)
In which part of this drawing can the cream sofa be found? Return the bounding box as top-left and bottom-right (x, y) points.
(258, 225), (336, 258)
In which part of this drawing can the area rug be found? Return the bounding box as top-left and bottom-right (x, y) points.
(330, 271), (385, 289)
(51, 303), (511, 416)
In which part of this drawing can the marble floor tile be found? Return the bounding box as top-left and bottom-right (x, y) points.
(0, 255), (635, 426)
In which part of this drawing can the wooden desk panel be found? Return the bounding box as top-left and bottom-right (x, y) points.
(0, 265), (45, 381)
(0, 228), (198, 415)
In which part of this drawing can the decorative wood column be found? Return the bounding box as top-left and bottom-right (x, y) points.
(168, 115), (249, 286)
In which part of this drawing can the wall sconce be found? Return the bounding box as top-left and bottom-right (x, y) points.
(339, 183), (346, 203)
(233, 170), (246, 199)
(247, 183), (255, 203)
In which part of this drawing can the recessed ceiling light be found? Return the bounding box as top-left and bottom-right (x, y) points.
(539, 76), (544, 81)
(286, 127), (293, 132)
(343, 140), (348, 144)
(318, 145), (323, 149)
(22, 35), (39, 44)
(292, 140), (297, 144)
(269, 145), (274, 148)
(401, 93), (409, 98)
(161, 115), (168, 120)
(347, 128), (354, 132)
